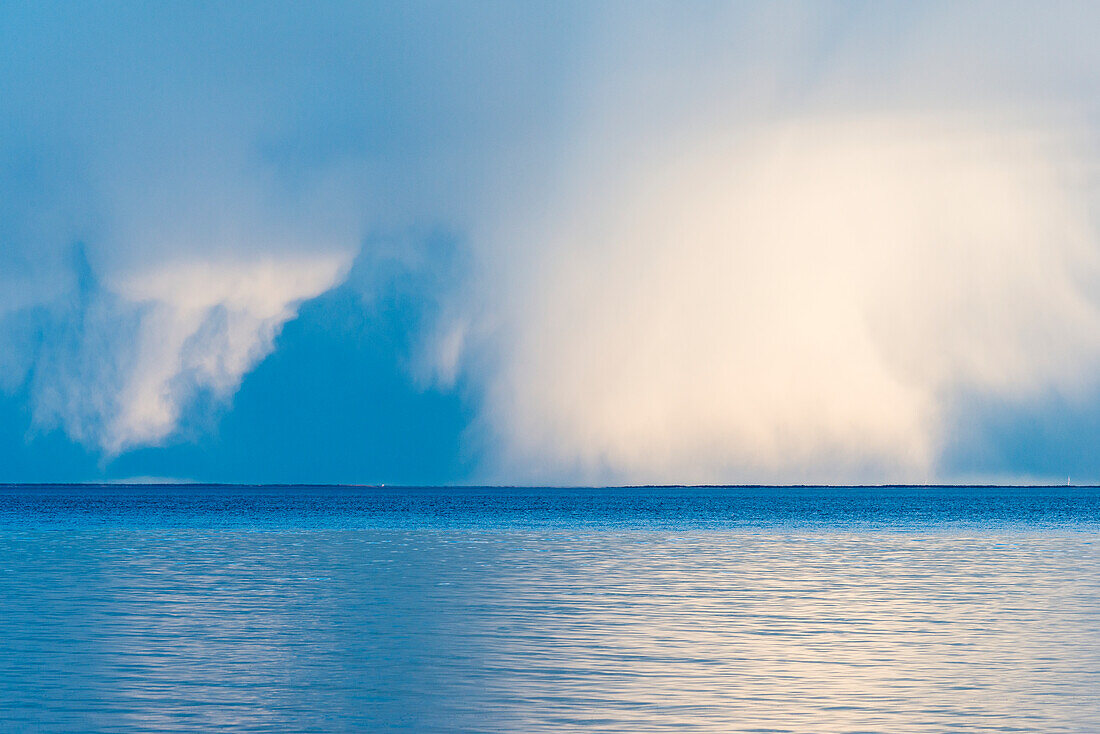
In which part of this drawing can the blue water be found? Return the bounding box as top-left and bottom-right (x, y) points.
(2, 485), (1099, 732)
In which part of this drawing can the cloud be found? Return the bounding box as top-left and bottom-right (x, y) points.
(107, 253), (352, 453)
(0, 115), (358, 454)
(0, 1), (552, 455)
(444, 113), (1100, 483)
(22, 251), (352, 455)
(426, 4), (1100, 484)
(7, 1), (1100, 483)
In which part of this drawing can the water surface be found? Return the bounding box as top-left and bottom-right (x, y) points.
(2, 485), (1098, 732)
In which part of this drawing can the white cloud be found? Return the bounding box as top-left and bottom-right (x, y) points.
(101, 253), (353, 453)
(438, 111), (1100, 484)
(407, 2), (1100, 484)
(25, 252), (353, 455)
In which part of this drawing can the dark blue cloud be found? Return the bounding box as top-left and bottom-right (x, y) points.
(943, 392), (1100, 484)
(0, 1), (576, 478)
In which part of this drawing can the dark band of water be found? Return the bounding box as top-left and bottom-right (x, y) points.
(2, 484), (1099, 529)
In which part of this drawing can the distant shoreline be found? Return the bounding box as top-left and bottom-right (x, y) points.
(1, 483), (1097, 489)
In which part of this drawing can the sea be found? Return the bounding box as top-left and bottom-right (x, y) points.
(1, 484), (1098, 733)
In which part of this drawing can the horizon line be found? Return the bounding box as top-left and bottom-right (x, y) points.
(0, 482), (1096, 489)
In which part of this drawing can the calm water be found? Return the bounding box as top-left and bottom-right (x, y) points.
(2, 485), (1099, 732)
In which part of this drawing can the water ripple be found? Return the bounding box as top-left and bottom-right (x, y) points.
(0, 486), (1098, 732)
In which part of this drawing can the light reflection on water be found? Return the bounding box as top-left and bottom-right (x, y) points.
(1, 486), (1099, 732)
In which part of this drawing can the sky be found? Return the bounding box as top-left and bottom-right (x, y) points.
(4, 1), (1100, 485)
